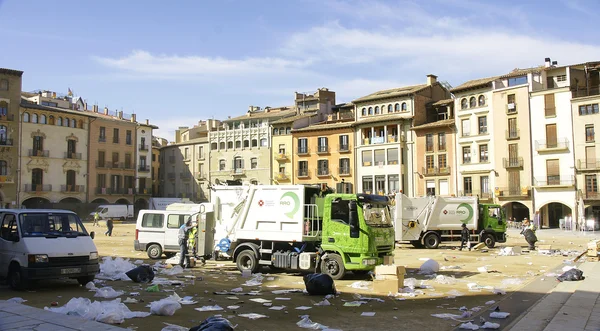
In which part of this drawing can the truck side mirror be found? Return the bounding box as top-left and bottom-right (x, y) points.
(349, 200), (359, 238)
(90, 231), (95, 239)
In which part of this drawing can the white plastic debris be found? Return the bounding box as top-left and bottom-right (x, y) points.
(404, 278), (418, 288)
(161, 323), (190, 331)
(562, 265), (576, 272)
(194, 305), (224, 312)
(6, 297), (26, 304)
(485, 300), (496, 305)
(297, 315), (330, 329)
(315, 299), (331, 306)
(498, 247), (521, 256)
(97, 256), (137, 281)
(238, 313), (268, 319)
(348, 281), (370, 290)
(296, 306), (312, 310)
(435, 275), (457, 285)
(231, 287), (243, 292)
(481, 322), (501, 329)
(123, 298), (138, 304)
(489, 312), (510, 319)
(361, 312), (375, 317)
(501, 278), (523, 287)
(459, 322), (480, 330)
(419, 259), (440, 275)
(150, 297), (182, 316)
(161, 265), (184, 276)
(93, 287), (125, 299)
(440, 265), (462, 270)
(477, 266), (489, 273)
(431, 313), (465, 320)
(85, 282), (97, 290)
(243, 273), (264, 286)
(45, 297), (150, 324)
(250, 298), (271, 304)
(270, 305), (286, 310)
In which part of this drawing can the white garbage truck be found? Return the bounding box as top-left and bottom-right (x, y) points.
(394, 193), (507, 249)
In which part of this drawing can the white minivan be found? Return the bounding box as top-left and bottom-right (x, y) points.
(0, 209), (99, 290)
(134, 209), (197, 259)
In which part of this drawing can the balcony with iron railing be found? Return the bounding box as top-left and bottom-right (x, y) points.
(61, 185), (85, 193)
(24, 184), (52, 192)
(231, 168), (245, 176)
(572, 86), (600, 99)
(338, 144), (350, 153)
(585, 191), (600, 200)
(139, 144), (149, 151)
(0, 175), (14, 183)
(317, 145), (330, 154)
(577, 159), (600, 171)
(297, 169), (310, 178)
(0, 139), (14, 147)
(0, 114), (15, 122)
(422, 166), (451, 176)
(506, 103), (517, 114)
(297, 147), (310, 156)
(503, 157), (524, 169)
(275, 153), (289, 161)
(316, 168), (330, 177)
(123, 162), (136, 170)
(137, 187), (152, 195)
(338, 166), (351, 176)
(506, 129), (520, 140)
(458, 190), (492, 199)
(196, 172), (207, 180)
(497, 187), (530, 198)
(28, 149), (49, 157)
(535, 138), (569, 152)
(138, 165), (150, 172)
(276, 172), (290, 181)
(98, 136), (106, 143)
(534, 176), (575, 187)
(64, 152), (82, 160)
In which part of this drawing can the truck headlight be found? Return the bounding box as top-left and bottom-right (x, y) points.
(90, 252), (98, 260)
(362, 258), (377, 266)
(28, 254), (48, 263)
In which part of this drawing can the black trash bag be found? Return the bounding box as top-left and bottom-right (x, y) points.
(521, 228), (537, 247)
(189, 316), (235, 331)
(303, 273), (336, 296)
(125, 265), (155, 283)
(557, 268), (585, 282)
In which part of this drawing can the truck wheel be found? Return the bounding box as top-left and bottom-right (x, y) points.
(8, 265), (29, 291)
(147, 244), (163, 259)
(320, 254), (346, 280)
(483, 234), (496, 248)
(236, 250), (259, 273)
(423, 233), (441, 249)
(410, 240), (424, 248)
(77, 275), (96, 286)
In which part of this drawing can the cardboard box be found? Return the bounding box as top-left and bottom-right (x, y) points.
(588, 241), (600, 257)
(373, 265), (405, 294)
(383, 255), (394, 265)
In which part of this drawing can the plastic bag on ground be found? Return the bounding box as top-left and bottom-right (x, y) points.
(459, 322), (480, 330)
(243, 273), (264, 286)
(348, 281), (370, 290)
(6, 297), (26, 304)
(161, 264), (184, 276)
(303, 273), (336, 296)
(489, 312), (510, 319)
(435, 275), (457, 285)
(481, 322), (500, 329)
(126, 265), (155, 283)
(97, 256), (136, 281)
(45, 297), (150, 324)
(85, 281), (97, 290)
(419, 259), (440, 275)
(190, 316), (236, 331)
(146, 284), (160, 292)
(557, 268), (585, 282)
(94, 286), (125, 299)
(297, 315), (330, 330)
(150, 297), (182, 316)
(162, 323), (190, 331)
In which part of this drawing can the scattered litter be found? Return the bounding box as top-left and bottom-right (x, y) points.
(489, 312), (510, 319)
(146, 284), (160, 292)
(361, 312), (375, 317)
(431, 313), (468, 321)
(272, 289), (303, 295)
(45, 297), (150, 324)
(189, 316), (236, 331)
(472, 243), (487, 251)
(6, 297), (26, 304)
(231, 287), (243, 292)
(161, 265), (184, 276)
(227, 305), (240, 310)
(296, 306), (312, 310)
(404, 278), (417, 288)
(269, 305), (286, 310)
(481, 322), (501, 329)
(562, 266), (576, 272)
(500, 278), (523, 287)
(297, 315), (330, 329)
(485, 300), (496, 305)
(97, 256), (137, 281)
(477, 266), (489, 273)
(348, 281), (370, 290)
(238, 313), (268, 320)
(194, 305), (224, 312)
(126, 265), (155, 283)
(250, 298), (271, 304)
(315, 299), (331, 306)
(93, 287), (125, 299)
(557, 268), (585, 282)
(446, 290), (465, 297)
(353, 294), (385, 303)
(459, 322), (480, 330)
(150, 297), (182, 316)
(440, 265), (462, 270)
(85, 282), (97, 290)
(243, 273), (264, 286)
(435, 275), (457, 285)
(304, 273), (336, 295)
(275, 297), (291, 301)
(498, 247), (521, 256)
(343, 301), (367, 307)
(123, 298), (138, 304)
(162, 322), (190, 331)
(419, 259), (440, 275)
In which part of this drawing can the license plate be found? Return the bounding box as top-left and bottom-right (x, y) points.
(61, 268), (81, 275)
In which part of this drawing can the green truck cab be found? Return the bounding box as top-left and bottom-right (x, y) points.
(478, 203), (507, 247)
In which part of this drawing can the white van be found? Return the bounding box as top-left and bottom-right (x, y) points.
(134, 210), (198, 259)
(89, 204), (134, 222)
(0, 209), (99, 290)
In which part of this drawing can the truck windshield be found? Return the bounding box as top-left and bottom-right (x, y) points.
(488, 207), (501, 218)
(94, 207), (106, 213)
(19, 213), (89, 238)
(363, 203), (393, 227)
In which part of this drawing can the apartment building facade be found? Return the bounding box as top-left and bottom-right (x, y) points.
(18, 103), (90, 208)
(161, 138), (209, 201)
(87, 111), (139, 205)
(412, 99), (457, 197)
(209, 107), (295, 185)
(0, 69), (22, 208)
(292, 109), (355, 193)
(271, 116), (300, 185)
(135, 121), (156, 205)
(353, 75), (449, 196)
(152, 137), (167, 196)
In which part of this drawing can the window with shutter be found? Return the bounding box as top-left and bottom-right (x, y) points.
(544, 94), (556, 116)
(546, 124), (557, 148)
(508, 171), (520, 195)
(546, 159), (560, 185)
(586, 146), (596, 169)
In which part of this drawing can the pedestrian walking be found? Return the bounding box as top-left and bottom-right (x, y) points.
(459, 223), (471, 251)
(178, 219), (194, 268)
(105, 218), (114, 236)
(93, 211), (99, 227)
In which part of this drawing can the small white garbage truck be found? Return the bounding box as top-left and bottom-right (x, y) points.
(394, 193), (507, 249)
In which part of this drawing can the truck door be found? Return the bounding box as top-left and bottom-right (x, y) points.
(322, 199), (366, 254)
(0, 213), (18, 275)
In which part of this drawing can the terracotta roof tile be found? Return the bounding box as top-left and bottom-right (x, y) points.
(432, 99), (454, 106)
(224, 108), (296, 122)
(352, 84), (427, 103)
(411, 119), (456, 130)
(271, 113), (315, 124)
(292, 121), (354, 133)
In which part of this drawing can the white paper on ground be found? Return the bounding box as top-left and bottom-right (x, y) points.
(296, 306), (312, 310)
(194, 305), (224, 312)
(489, 312), (510, 319)
(238, 313), (268, 319)
(269, 306), (286, 310)
(361, 312), (376, 317)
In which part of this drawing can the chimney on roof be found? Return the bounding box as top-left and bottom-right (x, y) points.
(146, 119), (149, 125)
(427, 74), (438, 86)
(93, 105), (98, 113)
(103, 107), (109, 115)
(248, 105), (253, 112)
(552, 61), (558, 66)
(131, 114), (136, 122)
(84, 101), (88, 111)
(545, 57), (552, 68)
(118, 111), (123, 119)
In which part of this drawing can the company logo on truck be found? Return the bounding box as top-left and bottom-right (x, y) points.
(280, 191), (300, 219)
(442, 203), (474, 224)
